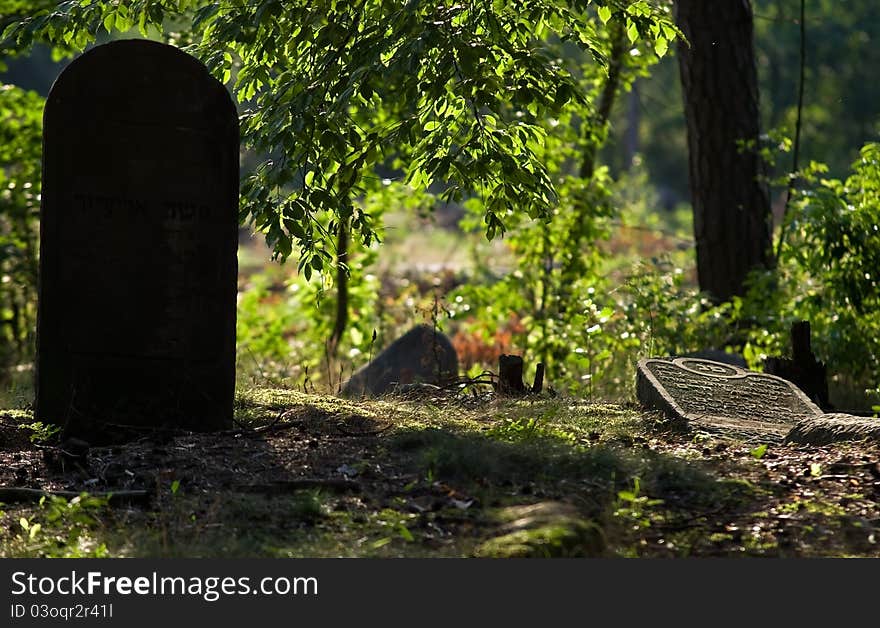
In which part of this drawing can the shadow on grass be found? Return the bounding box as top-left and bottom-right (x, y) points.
(392, 426), (751, 510)
(389, 425), (756, 556)
(1, 389), (759, 558)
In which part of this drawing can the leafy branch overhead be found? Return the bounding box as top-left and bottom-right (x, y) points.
(2, 0), (678, 275)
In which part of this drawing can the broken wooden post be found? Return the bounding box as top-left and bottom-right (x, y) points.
(764, 320), (832, 411)
(532, 363), (545, 394)
(498, 354), (527, 395)
(790, 320), (813, 364)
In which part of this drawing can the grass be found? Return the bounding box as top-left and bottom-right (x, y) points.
(0, 386), (878, 558)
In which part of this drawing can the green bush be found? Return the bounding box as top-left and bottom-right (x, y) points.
(0, 84), (43, 374)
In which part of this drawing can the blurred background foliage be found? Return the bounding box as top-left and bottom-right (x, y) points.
(1, 0), (879, 413)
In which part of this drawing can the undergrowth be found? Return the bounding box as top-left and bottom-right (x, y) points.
(0, 388), (819, 559)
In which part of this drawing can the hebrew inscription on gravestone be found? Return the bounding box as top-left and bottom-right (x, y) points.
(37, 40), (238, 440)
(636, 357), (823, 436)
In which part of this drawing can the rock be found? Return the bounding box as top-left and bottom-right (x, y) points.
(784, 413), (880, 446)
(340, 325), (458, 398)
(474, 501), (604, 558)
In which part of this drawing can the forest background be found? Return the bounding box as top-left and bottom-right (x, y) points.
(0, 0), (879, 415)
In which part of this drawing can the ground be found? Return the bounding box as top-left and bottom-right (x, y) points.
(0, 387), (878, 558)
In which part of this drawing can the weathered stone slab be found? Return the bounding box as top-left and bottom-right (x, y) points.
(637, 357), (823, 436)
(37, 40), (239, 441)
(340, 325), (458, 398)
(785, 413), (880, 446)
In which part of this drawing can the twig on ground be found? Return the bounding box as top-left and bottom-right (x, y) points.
(0, 487), (151, 506)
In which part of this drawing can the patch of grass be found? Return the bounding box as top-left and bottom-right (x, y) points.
(802, 497), (847, 517)
(0, 493), (110, 558)
(2, 387), (876, 558)
(233, 386), (387, 428)
(0, 371), (34, 410)
(18, 420), (60, 443)
(475, 523), (601, 558)
(0, 408), (33, 422)
(476, 502), (605, 558)
(114, 491), (338, 558)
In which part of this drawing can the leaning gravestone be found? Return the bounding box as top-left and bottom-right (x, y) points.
(37, 40), (238, 441)
(340, 325), (458, 398)
(636, 357), (823, 437)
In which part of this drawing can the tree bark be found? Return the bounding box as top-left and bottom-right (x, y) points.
(675, 0), (773, 302)
(328, 218), (350, 356)
(580, 20), (626, 180)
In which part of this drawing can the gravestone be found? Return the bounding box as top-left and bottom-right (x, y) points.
(785, 413), (880, 446)
(636, 357), (823, 436)
(340, 325), (458, 398)
(37, 40), (239, 441)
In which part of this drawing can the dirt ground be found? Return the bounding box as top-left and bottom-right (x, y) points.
(1, 388), (878, 557)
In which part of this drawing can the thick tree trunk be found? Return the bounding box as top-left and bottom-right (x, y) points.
(675, 0), (773, 302)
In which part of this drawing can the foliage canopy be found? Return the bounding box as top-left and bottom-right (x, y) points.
(2, 0), (676, 276)
(0, 82), (41, 366)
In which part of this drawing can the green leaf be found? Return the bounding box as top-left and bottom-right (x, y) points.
(103, 11), (115, 34)
(626, 20), (639, 44)
(115, 5), (132, 31)
(284, 218), (307, 239)
(398, 525), (414, 542)
(170, 480), (180, 495)
(750, 444), (768, 459)
(654, 37), (668, 57)
(661, 23), (678, 41)
(598, 6), (612, 24)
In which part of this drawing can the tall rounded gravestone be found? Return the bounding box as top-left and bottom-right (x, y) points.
(37, 40), (239, 442)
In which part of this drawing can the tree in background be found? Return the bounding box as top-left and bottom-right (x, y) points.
(675, 0), (773, 303)
(452, 4), (668, 386)
(2, 0), (676, 356)
(0, 2), (60, 375)
(0, 84), (42, 373)
(603, 1), (880, 238)
(755, 0), (880, 182)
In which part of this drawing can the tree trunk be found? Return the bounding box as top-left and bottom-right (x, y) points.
(579, 20), (626, 180)
(328, 218), (350, 356)
(675, 0), (773, 302)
